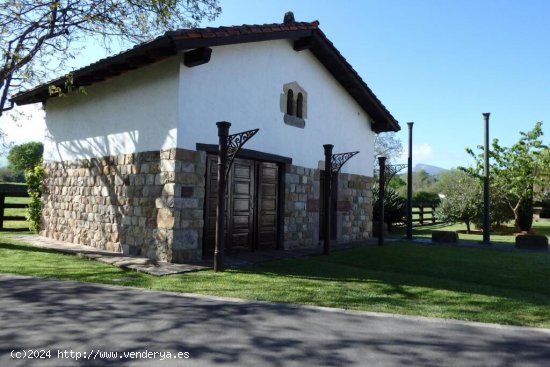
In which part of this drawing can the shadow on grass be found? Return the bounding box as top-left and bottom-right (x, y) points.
(0, 241), (67, 255)
(391, 223), (451, 236)
(232, 245), (550, 326)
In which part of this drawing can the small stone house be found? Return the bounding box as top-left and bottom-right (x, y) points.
(14, 15), (400, 263)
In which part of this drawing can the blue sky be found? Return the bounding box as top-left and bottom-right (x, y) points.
(5, 0), (549, 169)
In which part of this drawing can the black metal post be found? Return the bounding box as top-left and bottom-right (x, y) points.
(323, 144), (334, 255)
(378, 156), (386, 246)
(482, 113), (491, 244)
(214, 121), (230, 272)
(406, 122), (414, 240)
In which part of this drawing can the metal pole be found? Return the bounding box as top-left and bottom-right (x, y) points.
(378, 156), (386, 246)
(323, 144), (333, 255)
(406, 122), (414, 240)
(214, 121), (230, 271)
(482, 113), (491, 244)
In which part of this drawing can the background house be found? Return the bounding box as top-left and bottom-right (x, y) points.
(13, 15), (400, 263)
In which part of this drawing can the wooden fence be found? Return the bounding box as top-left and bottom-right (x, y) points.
(412, 201), (438, 226)
(0, 183), (29, 229)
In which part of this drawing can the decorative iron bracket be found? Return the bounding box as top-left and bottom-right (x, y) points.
(226, 128), (259, 176)
(331, 151), (360, 173)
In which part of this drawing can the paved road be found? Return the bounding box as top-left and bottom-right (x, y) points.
(1, 274), (549, 367)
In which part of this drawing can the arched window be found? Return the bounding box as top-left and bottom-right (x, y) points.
(296, 93), (304, 118)
(286, 89), (294, 115)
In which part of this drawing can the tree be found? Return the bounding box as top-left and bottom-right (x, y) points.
(374, 132), (403, 165)
(7, 141), (43, 175)
(435, 170), (482, 233)
(0, 0), (221, 119)
(462, 122), (549, 231)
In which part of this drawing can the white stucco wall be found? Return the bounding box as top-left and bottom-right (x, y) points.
(178, 39), (376, 176)
(44, 57), (179, 162)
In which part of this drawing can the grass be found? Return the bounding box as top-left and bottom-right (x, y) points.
(392, 219), (550, 244)
(2, 196), (30, 230)
(1, 231), (550, 328)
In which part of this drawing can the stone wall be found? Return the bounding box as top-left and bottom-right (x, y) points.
(338, 173), (373, 242)
(283, 164), (318, 249)
(41, 148), (205, 262)
(283, 163), (373, 249)
(41, 153), (371, 261)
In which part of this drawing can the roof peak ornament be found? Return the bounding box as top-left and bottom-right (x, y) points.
(284, 11), (295, 23)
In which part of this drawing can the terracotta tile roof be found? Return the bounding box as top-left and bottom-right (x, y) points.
(13, 20), (399, 132)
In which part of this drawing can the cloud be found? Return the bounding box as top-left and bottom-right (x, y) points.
(398, 143), (434, 162)
(414, 143), (434, 161)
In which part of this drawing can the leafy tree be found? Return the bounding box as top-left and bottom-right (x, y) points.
(387, 174), (406, 191)
(413, 169), (438, 192)
(462, 122), (549, 231)
(413, 190), (440, 204)
(0, 166), (24, 182)
(435, 170), (482, 233)
(7, 141), (43, 175)
(374, 132), (403, 165)
(0, 0), (221, 119)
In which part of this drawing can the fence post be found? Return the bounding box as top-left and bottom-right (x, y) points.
(419, 204), (424, 225)
(0, 194), (5, 230)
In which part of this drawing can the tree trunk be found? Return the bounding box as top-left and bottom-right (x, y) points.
(517, 196), (534, 232)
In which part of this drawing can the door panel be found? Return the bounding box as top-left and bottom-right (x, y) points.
(203, 156), (279, 256)
(204, 156), (222, 256)
(227, 158), (254, 253)
(256, 162), (279, 251)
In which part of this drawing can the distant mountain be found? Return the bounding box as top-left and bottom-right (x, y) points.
(413, 164), (447, 176)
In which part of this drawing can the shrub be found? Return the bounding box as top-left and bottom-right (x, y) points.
(373, 185), (406, 231)
(413, 190), (440, 205)
(24, 164), (45, 232)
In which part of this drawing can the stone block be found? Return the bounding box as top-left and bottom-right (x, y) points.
(285, 174), (300, 184)
(161, 160), (176, 172)
(432, 231), (459, 243)
(515, 235), (548, 251)
(163, 183), (176, 196)
(176, 172), (199, 185)
(180, 162), (195, 173)
(174, 149), (201, 162)
(157, 208), (174, 229)
(173, 230), (199, 249)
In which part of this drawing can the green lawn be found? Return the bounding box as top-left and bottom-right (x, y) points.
(393, 219), (550, 244)
(1, 232), (550, 328)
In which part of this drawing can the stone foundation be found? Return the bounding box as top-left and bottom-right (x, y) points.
(41, 148), (205, 262)
(283, 165), (318, 249)
(338, 173), (373, 242)
(41, 153), (373, 262)
(283, 163), (373, 249)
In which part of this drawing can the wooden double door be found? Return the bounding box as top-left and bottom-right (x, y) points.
(204, 155), (279, 256)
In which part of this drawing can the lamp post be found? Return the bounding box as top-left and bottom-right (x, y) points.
(322, 144), (334, 255)
(378, 156), (386, 246)
(482, 113), (491, 244)
(214, 122), (259, 271)
(322, 145), (360, 255)
(406, 122), (414, 240)
(214, 122), (230, 272)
